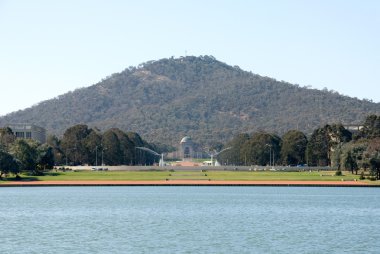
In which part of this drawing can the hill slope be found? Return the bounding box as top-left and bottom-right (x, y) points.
(1, 56), (379, 146)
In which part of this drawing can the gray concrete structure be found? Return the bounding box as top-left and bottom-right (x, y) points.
(180, 136), (194, 160)
(7, 124), (46, 144)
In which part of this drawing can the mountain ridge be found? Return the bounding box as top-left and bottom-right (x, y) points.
(1, 55), (379, 146)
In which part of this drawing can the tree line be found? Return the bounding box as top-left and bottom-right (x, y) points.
(217, 115), (380, 179)
(1, 115), (380, 180)
(0, 124), (159, 178)
(0, 127), (54, 178)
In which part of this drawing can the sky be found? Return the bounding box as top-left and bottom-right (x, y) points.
(0, 0), (379, 116)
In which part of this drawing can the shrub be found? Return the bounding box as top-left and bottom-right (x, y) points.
(335, 170), (342, 176)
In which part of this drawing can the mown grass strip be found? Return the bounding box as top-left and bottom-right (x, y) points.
(1, 170), (376, 184)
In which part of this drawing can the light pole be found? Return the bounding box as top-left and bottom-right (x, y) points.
(266, 144), (272, 167)
(269, 146), (272, 167)
(101, 148), (106, 166)
(95, 146), (98, 166)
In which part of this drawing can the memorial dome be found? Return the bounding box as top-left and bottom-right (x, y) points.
(180, 136), (191, 143)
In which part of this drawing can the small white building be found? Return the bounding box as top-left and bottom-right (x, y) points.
(7, 124), (46, 144)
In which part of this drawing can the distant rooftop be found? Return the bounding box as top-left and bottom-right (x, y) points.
(6, 123), (46, 143)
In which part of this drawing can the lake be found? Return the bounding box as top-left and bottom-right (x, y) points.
(1, 187), (380, 253)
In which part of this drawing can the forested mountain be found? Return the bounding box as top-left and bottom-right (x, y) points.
(1, 56), (379, 146)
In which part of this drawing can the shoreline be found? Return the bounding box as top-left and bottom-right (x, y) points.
(0, 180), (377, 187)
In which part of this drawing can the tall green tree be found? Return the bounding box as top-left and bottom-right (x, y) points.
(61, 124), (93, 165)
(366, 137), (380, 179)
(0, 127), (15, 150)
(218, 133), (250, 165)
(343, 151), (358, 174)
(369, 158), (380, 180)
(240, 132), (281, 166)
(10, 139), (38, 174)
(111, 128), (135, 165)
(360, 114), (380, 139)
(83, 130), (102, 165)
(333, 140), (368, 174)
(0, 149), (19, 178)
(281, 130), (308, 165)
(127, 132), (156, 165)
(102, 128), (143, 165)
(47, 134), (64, 165)
(36, 144), (55, 171)
(102, 129), (123, 165)
(306, 124), (351, 166)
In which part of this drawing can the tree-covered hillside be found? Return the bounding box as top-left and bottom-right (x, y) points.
(1, 56), (379, 146)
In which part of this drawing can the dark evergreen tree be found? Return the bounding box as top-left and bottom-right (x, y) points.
(360, 114), (380, 139)
(36, 144), (55, 171)
(218, 133), (250, 165)
(47, 134), (64, 165)
(281, 130), (308, 165)
(0, 149), (19, 178)
(0, 127), (15, 149)
(10, 139), (38, 173)
(306, 124), (351, 166)
(370, 158), (380, 180)
(61, 124), (92, 165)
(240, 132), (281, 166)
(102, 129), (123, 166)
(83, 130), (102, 165)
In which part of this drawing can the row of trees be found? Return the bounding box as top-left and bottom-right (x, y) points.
(217, 125), (350, 167)
(2, 115), (380, 179)
(332, 115), (380, 179)
(0, 124), (160, 177)
(0, 127), (54, 177)
(48, 124), (160, 166)
(218, 115), (380, 179)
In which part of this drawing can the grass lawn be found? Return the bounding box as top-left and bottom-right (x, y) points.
(206, 171), (362, 181)
(1, 170), (376, 183)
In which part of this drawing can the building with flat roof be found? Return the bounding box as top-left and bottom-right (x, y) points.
(7, 124), (46, 144)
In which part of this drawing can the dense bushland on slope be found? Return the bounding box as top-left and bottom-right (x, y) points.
(1, 56), (379, 146)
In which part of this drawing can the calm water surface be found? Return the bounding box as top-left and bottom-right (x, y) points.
(1, 187), (380, 253)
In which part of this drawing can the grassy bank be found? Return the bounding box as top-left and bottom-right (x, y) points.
(0, 170), (374, 183)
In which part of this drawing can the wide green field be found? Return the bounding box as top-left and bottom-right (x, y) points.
(1, 170), (375, 183)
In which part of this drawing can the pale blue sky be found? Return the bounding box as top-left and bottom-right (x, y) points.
(0, 0), (379, 116)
